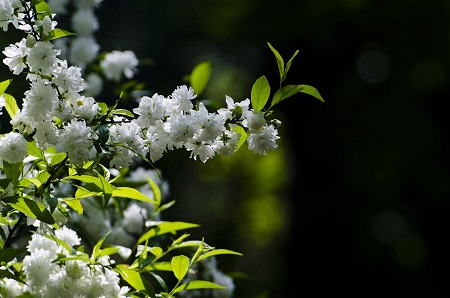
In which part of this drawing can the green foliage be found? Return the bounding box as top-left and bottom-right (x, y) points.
(42, 28), (76, 41)
(189, 61), (211, 96)
(251, 75), (271, 112)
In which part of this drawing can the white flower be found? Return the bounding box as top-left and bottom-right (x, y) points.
(215, 130), (241, 155)
(69, 36), (99, 69)
(169, 85), (196, 113)
(123, 203), (147, 234)
(71, 9), (99, 35)
(35, 15), (57, 36)
(22, 248), (54, 287)
(55, 226), (81, 247)
(52, 60), (84, 93)
(192, 102), (225, 142)
(27, 41), (60, 75)
(65, 260), (89, 280)
(0, 132), (28, 164)
(22, 79), (58, 121)
(33, 120), (59, 150)
(0, 0), (22, 31)
(0, 278), (26, 297)
(2, 38), (29, 75)
(247, 125), (280, 155)
(59, 119), (96, 165)
(167, 113), (195, 144)
(184, 135), (215, 163)
(243, 110), (266, 133)
(0, 94), (5, 115)
(133, 93), (167, 128)
(27, 233), (58, 256)
(72, 95), (98, 123)
(109, 122), (147, 155)
(146, 120), (173, 162)
(100, 50), (138, 81)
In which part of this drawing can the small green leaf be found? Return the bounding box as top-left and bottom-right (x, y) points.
(189, 61), (211, 95)
(112, 187), (156, 204)
(42, 28), (76, 41)
(143, 261), (173, 272)
(138, 222), (200, 244)
(233, 126), (248, 151)
(117, 268), (156, 296)
(98, 246), (120, 257)
(63, 198), (83, 215)
(173, 280), (226, 294)
(49, 152), (67, 167)
(3, 196), (55, 224)
(27, 142), (44, 160)
(2, 161), (23, 185)
(171, 255), (189, 281)
(91, 231), (110, 262)
(251, 75), (271, 112)
(285, 49), (299, 76)
(112, 109), (134, 118)
(35, 2), (52, 20)
(197, 249), (243, 262)
(267, 42), (285, 81)
(146, 176), (161, 210)
(3, 93), (19, 119)
(0, 79), (12, 94)
(298, 84), (325, 102)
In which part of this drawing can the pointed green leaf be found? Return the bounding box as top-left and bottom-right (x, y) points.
(112, 187), (156, 204)
(148, 272), (169, 293)
(49, 152), (67, 167)
(298, 84), (324, 102)
(233, 126), (248, 151)
(112, 108), (134, 118)
(0, 79), (12, 94)
(3, 196), (55, 224)
(138, 221), (200, 243)
(146, 176), (161, 210)
(173, 280), (226, 294)
(27, 142), (44, 160)
(98, 246), (120, 257)
(171, 255), (189, 281)
(143, 261), (173, 272)
(91, 231), (110, 262)
(63, 198), (83, 215)
(42, 28), (76, 41)
(271, 84), (324, 108)
(3, 93), (19, 119)
(2, 161), (23, 185)
(190, 61), (211, 95)
(251, 75), (270, 112)
(267, 42), (285, 81)
(117, 268), (156, 296)
(285, 49), (299, 76)
(197, 249), (243, 262)
(35, 2), (52, 19)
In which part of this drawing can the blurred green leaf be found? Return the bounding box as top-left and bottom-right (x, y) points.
(189, 61), (211, 95)
(173, 280), (226, 294)
(42, 28), (76, 41)
(138, 222), (200, 243)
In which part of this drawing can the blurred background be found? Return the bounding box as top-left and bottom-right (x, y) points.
(2, 0), (450, 297)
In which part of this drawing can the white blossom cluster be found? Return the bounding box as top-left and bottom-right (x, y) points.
(0, 228), (129, 298)
(0, 0), (281, 170)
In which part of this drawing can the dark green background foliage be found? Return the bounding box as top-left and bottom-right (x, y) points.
(1, 0), (449, 297)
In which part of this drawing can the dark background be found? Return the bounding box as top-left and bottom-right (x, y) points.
(2, 0), (450, 297)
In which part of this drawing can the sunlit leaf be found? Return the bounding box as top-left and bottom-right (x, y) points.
(171, 255), (189, 281)
(62, 198), (83, 215)
(285, 49), (299, 76)
(146, 176), (161, 210)
(42, 28), (76, 41)
(297, 84), (325, 102)
(3, 93), (19, 119)
(91, 231), (110, 262)
(190, 61), (211, 95)
(0, 79), (12, 94)
(173, 280), (226, 294)
(267, 42), (285, 81)
(138, 221), (200, 243)
(233, 126), (248, 151)
(197, 249), (243, 262)
(2, 161), (23, 185)
(3, 196), (54, 224)
(251, 75), (270, 112)
(117, 268), (156, 296)
(49, 152), (67, 167)
(112, 187), (156, 204)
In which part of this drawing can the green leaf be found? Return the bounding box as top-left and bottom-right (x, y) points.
(3, 93), (19, 119)
(3, 196), (55, 224)
(285, 49), (299, 76)
(117, 268), (156, 296)
(112, 187), (156, 204)
(49, 152), (67, 167)
(267, 42), (285, 81)
(0, 269), (24, 283)
(298, 84), (325, 102)
(197, 249), (243, 262)
(91, 231), (110, 262)
(0, 248), (26, 263)
(148, 272), (168, 293)
(146, 176), (161, 210)
(189, 61), (211, 95)
(35, 2), (52, 20)
(2, 161), (23, 185)
(233, 126), (248, 151)
(173, 280), (226, 294)
(251, 75), (270, 112)
(42, 28), (76, 41)
(270, 84), (324, 108)
(27, 142), (44, 160)
(138, 221), (200, 244)
(112, 108), (134, 118)
(0, 79), (12, 94)
(63, 198), (83, 215)
(171, 255), (189, 281)
(143, 261), (173, 272)
(98, 246), (120, 258)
